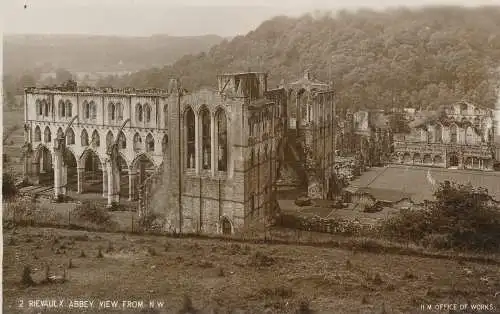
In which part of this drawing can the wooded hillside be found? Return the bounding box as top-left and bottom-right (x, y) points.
(110, 6), (500, 110)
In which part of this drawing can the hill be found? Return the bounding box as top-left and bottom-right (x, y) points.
(3, 34), (224, 74)
(113, 6), (500, 110)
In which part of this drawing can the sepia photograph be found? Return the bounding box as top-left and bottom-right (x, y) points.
(2, 0), (500, 313)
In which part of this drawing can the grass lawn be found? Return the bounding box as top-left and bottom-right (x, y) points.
(3, 227), (499, 314)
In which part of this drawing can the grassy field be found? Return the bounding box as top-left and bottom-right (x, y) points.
(3, 109), (25, 176)
(3, 227), (499, 314)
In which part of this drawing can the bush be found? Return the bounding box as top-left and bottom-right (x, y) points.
(73, 201), (112, 227)
(3, 172), (18, 201)
(381, 181), (500, 252)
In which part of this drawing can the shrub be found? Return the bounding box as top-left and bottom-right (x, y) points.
(3, 172), (18, 201)
(21, 265), (35, 286)
(381, 181), (500, 252)
(73, 201), (112, 227)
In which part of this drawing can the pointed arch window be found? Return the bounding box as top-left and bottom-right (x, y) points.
(91, 130), (100, 147)
(118, 131), (126, 149)
(116, 103), (123, 121)
(66, 128), (75, 145)
(106, 131), (114, 149)
(90, 101), (97, 120)
(146, 133), (155, 152)
(44, 127), (52, 143)
(133, 133), (142, 151)
(145, 104), (151, 123)
(185, 107), (195, 169)
(84, 101), (90, 119)
(200, 107), (211, 170)
(136, 104), (143, 122)
(59, 100), (66, 117)
(450, 124), (458, 143)
(216, 108), (228, 171)
(36, 100), (42, 116)
(44, 100), (50, 117)
(57, 127), (64, 139)
(34, 126), (42, 142)
(81, 129), (89, 146)
(65, 100), (72, 117)
(109, 102), (116, 121)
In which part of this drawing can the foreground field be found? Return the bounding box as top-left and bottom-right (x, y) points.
(3, 227), (499, 314)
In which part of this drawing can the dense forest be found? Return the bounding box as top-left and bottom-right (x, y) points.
(104, 6), (500, 110)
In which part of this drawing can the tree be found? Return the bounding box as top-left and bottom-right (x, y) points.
(3, 172), (18, 201)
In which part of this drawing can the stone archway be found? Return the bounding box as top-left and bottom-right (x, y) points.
(448, 153), (459, 168)
(433, 155), (443, 166)
(220, 216), (233, 235)
(33, 145), (53, 185)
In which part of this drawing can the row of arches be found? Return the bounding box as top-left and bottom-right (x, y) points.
(33, 125), (167, 154)
(184, 106), (228, 172)
(36, 99), (73, 118)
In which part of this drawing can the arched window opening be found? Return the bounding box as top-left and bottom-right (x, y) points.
(162, 135), (168, 153)
(34, 126), (42, 142)
(66, 128), (75, 145)
(116, 103), (123, 121)
(201, 107), (211, 170)
(91, 130), (100, 147)
(133, 133), (142, 151)
(106, 131), (114, 149)
(36, 100), (41, 116)
(145, 104), (151, 123)
(118, 131), (126, 149)
(90, 101), (97, 120)
(221, 217), (232, 235)
(59, 100), (65, 117)
(84, 101), (90, 119)
(185, 108), (196, 169)
(44, 127), (51, 143)
(44, 100), (49, 117)
(65, 101), (72, 117)
(57, 127), (64, 139)
(136, 104), (143, 122)
(163, 104), (168, 128)
(81, 129), (89, 146)
(450, 124), (458, 143)
(216, 109), (228, 171)
(109, 103), (116, 121)
(146, 133), (155, 152)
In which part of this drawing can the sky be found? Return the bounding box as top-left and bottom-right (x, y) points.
(2, 0), (500, 37)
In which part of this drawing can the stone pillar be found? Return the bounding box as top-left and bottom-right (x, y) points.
(102, 167), (108, 197)
(32, 162), (40, 184)
(106, 159), (120, 206)
(53, 149), (64, 199)
(195, 113), (200, 174)
(40, 154), (46, 174)
(211, 114), (216, 176)
(61, 165), (67, 195)
(128, 170), (137, 201)
(77, 167), (84, 194)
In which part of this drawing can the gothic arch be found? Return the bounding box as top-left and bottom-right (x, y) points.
(36, 99), (42, 116)
(90, 101), (97, 120)
(43, 100), (50, 116)
(220, 216), (234, 235)
(118, 131), (127, 149)
(81, 129), (89, 146)
(131, 152), (157, 170)
(145, 133), (155, 152)
(116, 102), (124, 121)
(80, 148), (102, 165)
(57, 127), (64, 139)
(215, 107), (228, 171)
(65, 100), (72, 117)
(83, 101), (90, 119)
(91, 130), (100, 147)
(199, 105), (211, 170)
(109, 102), (116, 121)
(133, 132), (142, 151)
(184, 106), (196, 169)
(66, 128), (75, 145)
(105, 130), (114, 149)
(144, 103), (152, 123)
(44, 126), (52, 143)
(32, 143), (52, 163)
(34, 125), (42, 142)
(58, 100), (66, 117)
(136, 103), (143, 122)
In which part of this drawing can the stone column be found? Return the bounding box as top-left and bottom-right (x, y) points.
(102, 167), (108, 197)
(106, 159), (120, 206)
(32, 162), (40, 184)
(128, 170), (137, 201)
(61, 165), (68, 195)
(211, 114), (216, 176)
(40, 154), (46, 174)
(195, 113), (200, 174)
(77, 167), (84, 194)
(53, 149), (63, 199)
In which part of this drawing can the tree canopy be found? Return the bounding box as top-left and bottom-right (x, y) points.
(108, 6), (500, 110)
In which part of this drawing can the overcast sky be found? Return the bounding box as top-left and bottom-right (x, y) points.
(2, 0), (500, 37)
